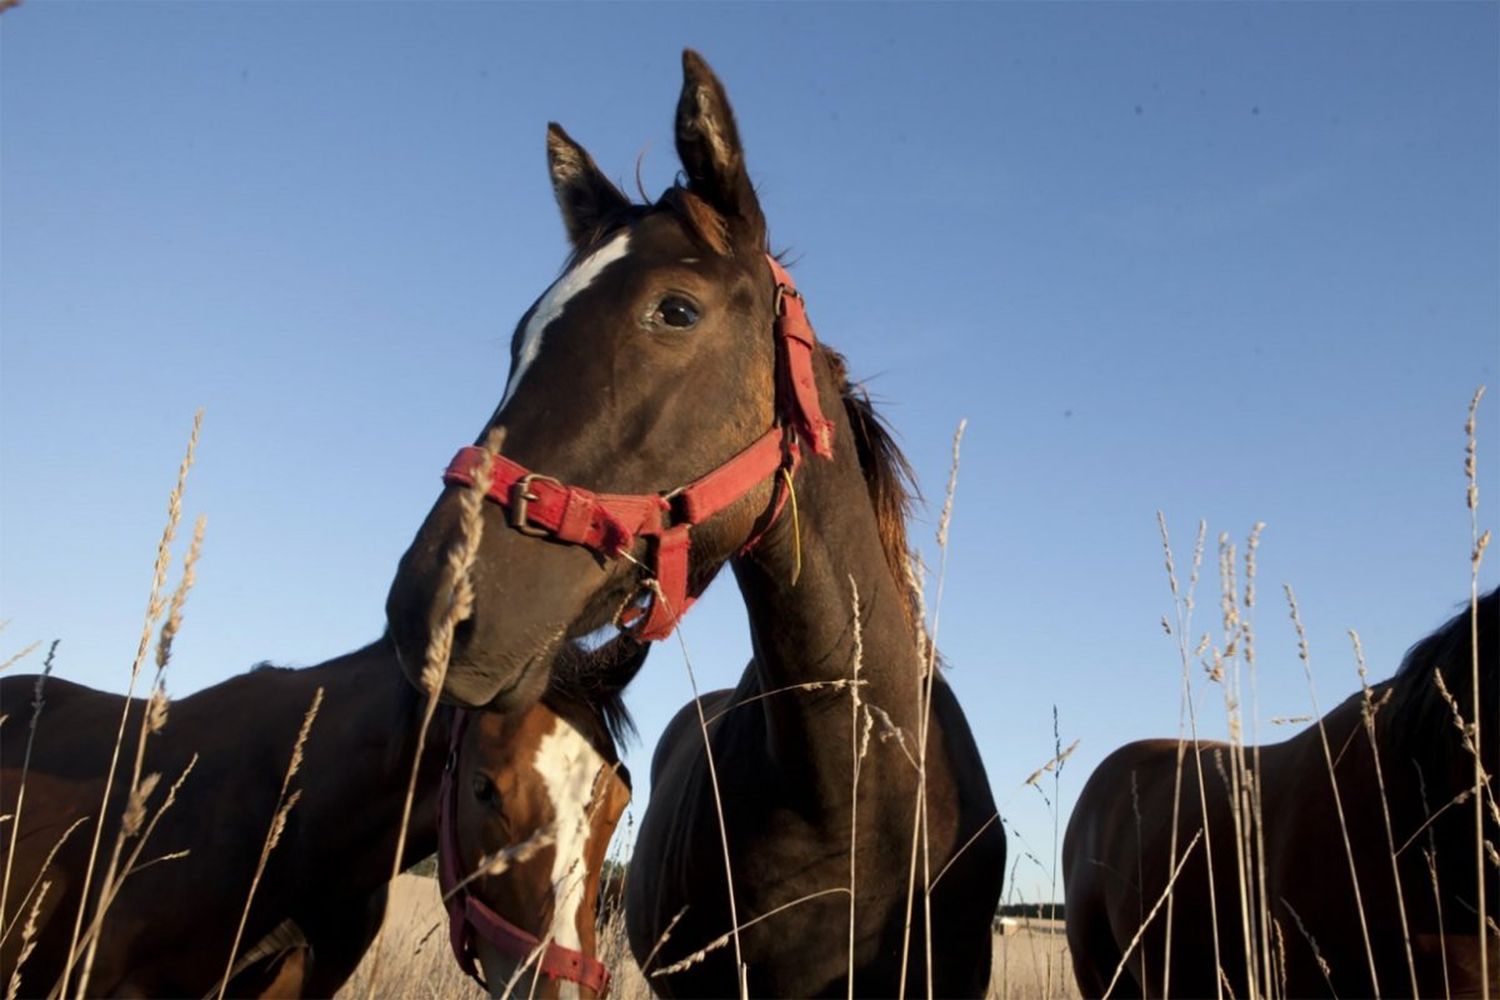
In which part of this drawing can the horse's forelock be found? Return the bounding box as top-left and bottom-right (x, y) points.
(543, 640), (642, 764)
(563, 185), (744, 270)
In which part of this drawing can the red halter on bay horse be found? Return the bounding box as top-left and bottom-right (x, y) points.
(1064, 588), (1498, 998)
(440, 640), (645, 999)
(385, 50), (1005, 996)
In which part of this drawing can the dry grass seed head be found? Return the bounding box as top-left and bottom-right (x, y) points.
(0, 641), (41, 675)
(120, 773), (162, 838)
(155, 514), (206, 673)
(5, 880), (51, 1000)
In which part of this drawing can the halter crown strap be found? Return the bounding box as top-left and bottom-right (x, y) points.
(767, 255), (835, 459)
(441, 254), (834, 641)
(437, 712), (613, 994)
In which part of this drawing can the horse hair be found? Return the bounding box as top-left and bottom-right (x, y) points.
(1384, 585), (1497, 780)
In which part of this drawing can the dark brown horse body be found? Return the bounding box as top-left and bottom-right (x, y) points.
(0, 639), (440, 998)
(1064, 589), (1498, 998)
(383, 50), (1004, 997)
(624, 372), (1004, 997)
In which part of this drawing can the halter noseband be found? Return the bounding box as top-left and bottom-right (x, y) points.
(438, 711), (613, 994)
(441, 255), (835, 641)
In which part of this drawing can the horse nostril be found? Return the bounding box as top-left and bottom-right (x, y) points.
(452, 616), (477, 651)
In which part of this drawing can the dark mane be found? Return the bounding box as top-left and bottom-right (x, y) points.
(541, 636), (648, 779)
(249, 660), (292, 674)
(1384, 587), (1498, 778)
(820, 346), (924, 637)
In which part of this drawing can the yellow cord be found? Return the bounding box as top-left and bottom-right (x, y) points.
(781, 467), (802, 587)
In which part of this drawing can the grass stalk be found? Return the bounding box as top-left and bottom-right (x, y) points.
(1464, 385), (1489, 1000)
(1351, 629), (1419, 996)
(1243, 523), (1275, 999)
(1212, 534), (1258, 998)
(667, 599), (746, 996)
(217, 687), (323, 999)
(0, 641), (41, 676)
(1283, 584), (1380, 995)
(0, 816), (86, 952)
(0, 641), (57, 937)
(650, 887), (851, 979)
(64, 411), (200, 999)
(1157, 514), (1217, 999)
(1103, 830), (1204, 999)
(899, 420), (963, 999)
(60, 754), (199, 998)
(5, 880), (51, 1000)
(364, 428), (501, 999)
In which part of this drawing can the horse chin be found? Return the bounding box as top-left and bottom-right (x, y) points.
(475, 945), (523, 999)
(441, 643), (555, 711)
(477, 944), (572, 1000)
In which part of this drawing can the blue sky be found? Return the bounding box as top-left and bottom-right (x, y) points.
(3, 3), (1496, 904)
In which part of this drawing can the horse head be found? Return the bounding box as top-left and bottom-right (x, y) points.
(441, 638), (646, 996)
(385, 50), (833, 709)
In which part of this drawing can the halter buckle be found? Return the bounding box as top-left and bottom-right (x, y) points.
(509, 473), (561, 536)
(773, 281), (801, 317)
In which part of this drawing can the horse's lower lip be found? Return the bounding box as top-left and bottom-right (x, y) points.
(441, 648), (544, 710)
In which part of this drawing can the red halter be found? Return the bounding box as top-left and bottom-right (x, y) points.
(442, 255), (835, 640)
(438, 711), (613, 994)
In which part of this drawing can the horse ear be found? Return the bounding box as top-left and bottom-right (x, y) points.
(546, 122), (630, 248)
(674, 50), (765, 244)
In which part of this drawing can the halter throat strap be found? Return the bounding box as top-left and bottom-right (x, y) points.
(441, 254), (835, 641)
(437, 712), (612, 994)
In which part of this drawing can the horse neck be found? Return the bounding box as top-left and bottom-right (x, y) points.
(288, 639), (447, 879)
(730, 406), (925, 769)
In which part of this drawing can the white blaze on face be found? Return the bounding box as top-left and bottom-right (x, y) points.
(498, 232), (633, 413)
(534, 716), (608, 999)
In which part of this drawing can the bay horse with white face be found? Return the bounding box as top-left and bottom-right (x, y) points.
(384, 50), (1005, 996)
(1064, 588), (1498, 998)
(442, 641), (642, 998)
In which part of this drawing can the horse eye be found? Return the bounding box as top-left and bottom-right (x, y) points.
(655, 295), (700, 329)
(471, 774), (498, 806)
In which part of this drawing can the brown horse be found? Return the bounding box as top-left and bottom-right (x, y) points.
(1064, 588), (1498, 998)
(383, 49), (1005, 996)
(443, 641), (643, 998)
(0, 637), (639, 997)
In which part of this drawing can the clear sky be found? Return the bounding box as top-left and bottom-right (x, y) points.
(3, 3), (1496, 905)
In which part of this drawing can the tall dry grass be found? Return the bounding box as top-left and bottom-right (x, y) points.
(58, 412), (205, 998)
(1131, 384), (1495, 1000)
(341, 873), (1070, 1000)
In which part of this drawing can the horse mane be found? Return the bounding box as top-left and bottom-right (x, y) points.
(542, 636), (648, 771)
(249, 660), (292, 673)
(1384, 587), (1498, 779)
(819, 346), (924, 638)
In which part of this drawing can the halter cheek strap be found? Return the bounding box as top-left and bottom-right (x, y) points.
(441, 254), (835, 641)
(438, 712), (613, 995)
